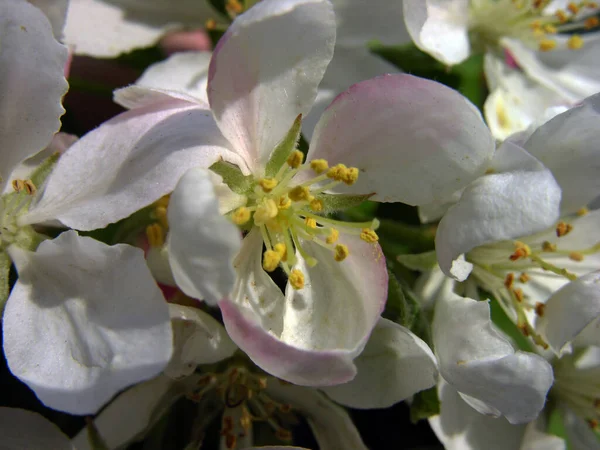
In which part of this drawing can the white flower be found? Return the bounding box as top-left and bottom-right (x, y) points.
(26, 0), (495, 386)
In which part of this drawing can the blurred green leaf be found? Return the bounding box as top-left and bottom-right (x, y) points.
(488, 294), (534, 353)
(397, 251), (438, 271)
(410, 387), (440, 423)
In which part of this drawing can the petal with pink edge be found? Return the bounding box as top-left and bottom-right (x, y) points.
(306, 74), (495, 205)
(207, 0), (335, 172)
(0, 0), (68, 190)
(23, 99), (244, 231)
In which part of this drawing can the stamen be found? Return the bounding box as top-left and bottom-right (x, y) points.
(274, 242), (287, 261)
(259, 178), (278, 193)
(286, 150), (304, 169)
(146, 223), (164, 247)
(154, 205), (169, 228)
(310, 159), (329, 174)
(309, 198), (323, 212)
(263, 250), (282, 272)
(585, 16), (599, 29)
(334, 244), (349, 262)
(535, 302), (546, 316)
(504, 272), (515, 289)
(277, 195), (292, 210)
(542, 241), (557, 252)
(360, 228), (379, 243)
(519, 272), (530, 283)
(342, 167), (359, 185)
(567, 2), (580, 13)
(326, 228), (339, 244)
(577, 207), (589, 216)
(509, 241), (531, 260)
(289, 269), (305, 289)
(569, 251), (585, 261)
(326, 164), (348, 181)
(568, 34), (584, 49)
(232, 207), (251, 225)
(288, 186), (312, 202)
(304, 217), (317, 229)
(254, 199), (278, 225)
(539, 39), (557, 51)
(556, 221), (574, 237)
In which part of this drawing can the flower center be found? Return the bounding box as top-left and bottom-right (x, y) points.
(469, 0), (599, 52)
(230, 151), (379, 289)
(188, 366), (294, 449)
(466, 211), (600, 348)
(0, 179), (38, 250)
(553, 351), (600, 432)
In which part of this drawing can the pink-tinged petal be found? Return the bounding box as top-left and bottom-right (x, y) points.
(3, 231), (173, 415)
(436, 141), (561, 280)
(265, 379), (368, 449)
(322, 318), (437, 409)
(207, 0), (335, 172)
(306, 74), (495, 205)
(538, 271), (600, 355)
(0, 0), (68, 190)
(433, 293), (554, 424)
(0, 408), (73, 450)
(403, 0), (471, 66)
(22, 99), (245, 231)
(220, 230), (387, 386)
(167, 168), (241, 306)
(113, 85), (208, 110)
(523, 93), (600, 214)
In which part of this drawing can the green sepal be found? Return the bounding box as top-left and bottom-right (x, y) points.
(28, 151), (60, 189)
(0, 250), (11, 314)
(410, 386), (441, 423)
(396, 250), (438, 271)
(265, 114), (302, 177)
(209, 159), (254, 195)
(317, 193), (374, 214)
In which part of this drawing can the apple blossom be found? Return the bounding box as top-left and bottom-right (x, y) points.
(25, 0), (495, 387)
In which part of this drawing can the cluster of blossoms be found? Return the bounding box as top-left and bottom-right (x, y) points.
(1, 0), (600, 449)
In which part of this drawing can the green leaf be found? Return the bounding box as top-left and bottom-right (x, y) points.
(488, 295), (534, 353)
(318, 193), (374, 214)
(265, 114), (302, 177)
(410, 386), (441, 423)
(397, 251), (438, 271)
(384, 271), (420, 330)
(0, 251), (11, 313)
(209, 159), (254, 195)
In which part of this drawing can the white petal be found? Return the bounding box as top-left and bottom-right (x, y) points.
(306, 74), (495, 205)
(0, 0), (68, 189)
(429, 380), (528, 450)
(538, 271), (600, 354)
(503, 37), (600, 104)
(403, 0), (471, 65)
(136, 51), (211, 104)
(521, 421), (566, 450)
(207, 0), (335, 172)
(164, 304), (237, 379)
(433, 292), (554, 424)
(0, 407), (73, 450)
(63, 0), (217, 57)
(436, 142), (561, 280)
(524, 93), (600, 214)
(563, 407), (600, 450)
(23, 100), (244, 231)
(167, 168), (241, 306)
(27, 0), (69, 38)
(72, 375), (188, 450)
(322, 318), (437, 409)
(264, 379), (368, 450)
(3, 231), (173, 415)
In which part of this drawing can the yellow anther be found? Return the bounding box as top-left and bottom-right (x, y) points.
(274, 242), (287, 261)
(146, 223), (164, 248)
(258, 177), (278, 193)
(530, 20), (542, 30)
(510, 241), (531, 260)
(504, 272), (515, 289)
(305, 217), (317, 229)
(543, 24), (558, 33)
(254, 199), (278, 225)
(12, 179), (36, 195)
(232, 207), (251, 225)
(360, 228), (379, 243)
(514, 288), (525, 303)
(289, 269), (305, 290)
(310, 159), (329, 174)
(225, 0), (243, 14)
(342, 167), (359, 185)
(569, 251), (585, 261)
(539, 39), (557, 51)
(577, 206), (589, 216)
(519, 272), (530, 283)
(327, 164), (348, 182)
(156, 195), (170, 208)
(555, 9), (569, 23)
(535, 302), (546, 317)
(154, 205), (169, 228)
(288, 185), (312, 202)
(585, 16), (599, 29)
(542, 241), (557, 252)
(567, 2), (580, 13)
(568, 34), (584, 49)
(334, 244), (349, 262)
(262, 250), (281, 272)
(205, 18), (217, 30)
(277, 195), (292, 210)
(326, 228), (339, 244)
(286, 150), (304, 169)
(309, 198), (323, 212)
(556, 221), (573, 237)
